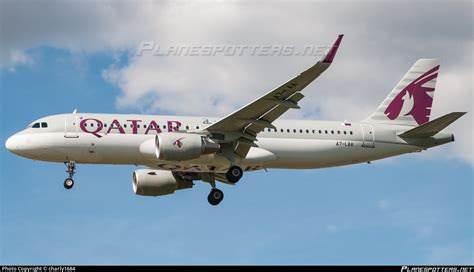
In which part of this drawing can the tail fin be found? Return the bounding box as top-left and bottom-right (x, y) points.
(366, 59), (440, 126)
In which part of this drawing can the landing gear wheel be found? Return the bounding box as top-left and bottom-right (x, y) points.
(64, 161), (76, 190)
(64, 178), (74, 189)
(226, 166), (243, 184)
(207, 189), (224, 206)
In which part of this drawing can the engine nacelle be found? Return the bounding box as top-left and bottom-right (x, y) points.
(156, 133), (220, 161)
(132, 169), (193, 196)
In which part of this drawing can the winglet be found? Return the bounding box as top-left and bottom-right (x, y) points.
(322, 34), (344, 64)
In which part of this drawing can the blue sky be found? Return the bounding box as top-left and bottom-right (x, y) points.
(1, 1), (472, 265)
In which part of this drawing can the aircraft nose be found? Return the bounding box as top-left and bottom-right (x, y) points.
(5, 135), (19, 153)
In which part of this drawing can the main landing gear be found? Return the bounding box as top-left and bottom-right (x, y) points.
(226, 165), (243, 184)
(206, 166), (243, 206)
(208, 188), (224, 206)
(63, 161), (76, 190)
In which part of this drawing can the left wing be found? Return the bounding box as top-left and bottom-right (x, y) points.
(203, 35), (344, 157)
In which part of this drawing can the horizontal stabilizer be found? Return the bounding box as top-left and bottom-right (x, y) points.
(398, 112), (466, 138)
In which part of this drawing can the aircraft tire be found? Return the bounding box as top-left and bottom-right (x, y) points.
(208, 189), (224, 205)
(226, 166), (243, 184)
(64, 178), (74, 189)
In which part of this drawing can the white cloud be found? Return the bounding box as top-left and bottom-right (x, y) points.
(0, 0), (158, 67)
(7, 49), (33, 68)
(1, 0), (472, 165)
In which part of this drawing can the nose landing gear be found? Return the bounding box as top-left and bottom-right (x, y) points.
(64, 161), (76, 190)
(64, 177), (74, 189)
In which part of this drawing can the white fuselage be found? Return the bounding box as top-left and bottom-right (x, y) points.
(5, 113), (453, 173)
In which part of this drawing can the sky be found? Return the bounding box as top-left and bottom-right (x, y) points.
(0, 0), (473, 265)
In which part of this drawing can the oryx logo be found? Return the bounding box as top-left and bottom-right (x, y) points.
(173, 137), (185, 149)
(384, 65), (439, 125)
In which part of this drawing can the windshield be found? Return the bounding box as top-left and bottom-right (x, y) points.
(27, 122), (47, 129)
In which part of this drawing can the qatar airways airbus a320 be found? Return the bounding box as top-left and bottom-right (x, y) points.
(5, 35), (465, 205)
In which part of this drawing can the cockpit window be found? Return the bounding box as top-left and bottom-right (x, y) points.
(32, 123), (40, 128)
(41, 122), (48, 128)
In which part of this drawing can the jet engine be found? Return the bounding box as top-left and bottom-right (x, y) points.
(132, 169), (193, 196)
(156, 133), (220, 161)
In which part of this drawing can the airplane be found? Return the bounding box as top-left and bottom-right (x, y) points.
(5, 34), (466, 205)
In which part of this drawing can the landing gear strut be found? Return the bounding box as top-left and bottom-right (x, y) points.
(202, 166), (244, 205)
(64, 161), (76, 189)
(226, 165), (243, 184)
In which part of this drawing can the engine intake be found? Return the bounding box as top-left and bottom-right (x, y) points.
(132, 169), (193, 196)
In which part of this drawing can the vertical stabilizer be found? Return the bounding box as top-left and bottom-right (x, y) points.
(366, 59), (440, 126)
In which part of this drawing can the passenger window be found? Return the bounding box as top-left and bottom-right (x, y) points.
(287, 129), (290, 133)
(32, 123), (40, 128)
(293, 129), (296, 133)
(299, 129), (303, 133)
(350, 131), (353, 135)
(306, 129), (309, 133)
(186, 126), (189, 130)
(280, 129), (284, 132)
(137, 125), (140, 128)
(143, 124), (147, 128)
(344, 131), (346, 135)
(124, 124), (127, 128)
(91, 123), (94, 127)
(104, 123), (107, 127)
(312, 130), (315, 133)
(318, 130), (322, 134)
(325, 130), (328, 134)
(337, 131), (340, 134)
(196, 126), (200, 129)
(331, 130), (334, 134)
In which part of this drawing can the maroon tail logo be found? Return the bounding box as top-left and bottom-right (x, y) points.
(173, 137), (185, 149)
(384, 65), (439, 125)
